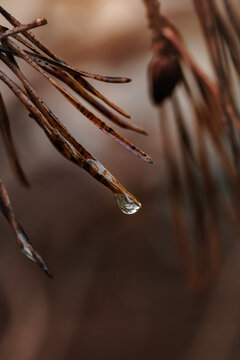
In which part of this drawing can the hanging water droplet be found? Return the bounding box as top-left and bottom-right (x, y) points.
(114, 193), (141, 215)
(86, 159), (141, 214)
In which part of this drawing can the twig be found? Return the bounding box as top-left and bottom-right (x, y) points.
(0, 18), (47, 40)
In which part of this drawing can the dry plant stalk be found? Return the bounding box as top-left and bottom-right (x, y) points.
(0, 7), (153, 276)
(143, 0), (240, 293)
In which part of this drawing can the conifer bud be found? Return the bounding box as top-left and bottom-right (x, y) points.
(148, 53), (182, 104)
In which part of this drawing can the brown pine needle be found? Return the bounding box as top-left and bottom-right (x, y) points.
(223, 0), (240, 39)
(0, 179), (52, 277)
(0, 18), (47, 40)
(0, 6), (151, 276)
(143, 0), (240, 292)
(0, 92), (30, 187)
(38, 65), (145, 134)
(2, 40), (151, 162)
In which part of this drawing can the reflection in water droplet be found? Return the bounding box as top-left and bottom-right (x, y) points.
(115, 194), (141, 215)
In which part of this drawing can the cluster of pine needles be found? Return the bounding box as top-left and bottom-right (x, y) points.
(143, 0), (240, 293)
(1, 1), (240, 291)
(0, 6), (153, 277)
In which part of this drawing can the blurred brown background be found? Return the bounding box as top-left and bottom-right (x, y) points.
(0, 1), (240, 359)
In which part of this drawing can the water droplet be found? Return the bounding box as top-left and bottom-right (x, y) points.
(115, 194), (141, 215)
(87, 159), (141, 215)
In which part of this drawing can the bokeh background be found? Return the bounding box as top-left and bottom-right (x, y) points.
(0, 1), (240, 359)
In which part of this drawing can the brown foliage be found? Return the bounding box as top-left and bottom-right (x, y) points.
(0, 6), (152, 275)
(143, 0), (240, 293)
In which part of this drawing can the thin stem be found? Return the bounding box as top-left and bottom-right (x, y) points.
(0, 18), (47, 40)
